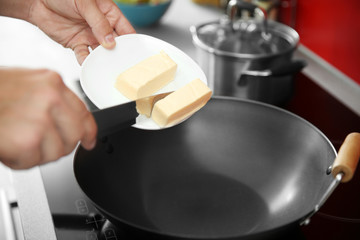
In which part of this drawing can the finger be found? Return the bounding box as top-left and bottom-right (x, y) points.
(81, 1), (115, 49)
(0, 142), (42, 170)
(30, 75), (85, 156)
(52, 88), (97, 153)
(40, 121), (65, 164)
(0, 158), (21, 170)
(22, 90), (65, 166)
(63, 89), (97, 150)
(80, 111), (98, 150)
(114, 11), (136, 35)
(0, 157), (37, 170)
(90, 43), (100, 50)
(0, 120), (43, 169)
(73, 44), (90, 65)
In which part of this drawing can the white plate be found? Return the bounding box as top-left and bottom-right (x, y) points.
(80, 34), (207, 130)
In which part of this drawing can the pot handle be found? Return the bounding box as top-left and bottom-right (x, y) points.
(239, 60), (307, 80)
(266, 60), (307, 77)
(332, 132), (360, 182)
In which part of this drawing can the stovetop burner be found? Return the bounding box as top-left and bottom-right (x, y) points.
(52, 212), (121, 240)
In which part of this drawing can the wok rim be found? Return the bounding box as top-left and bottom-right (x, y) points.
(73, 96), (337, 239)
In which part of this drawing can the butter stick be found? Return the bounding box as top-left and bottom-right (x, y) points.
(151, 78), (212, 127)
(115, 51), (177, 100)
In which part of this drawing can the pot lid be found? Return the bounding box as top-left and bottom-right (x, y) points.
(191, 17), (299, 58)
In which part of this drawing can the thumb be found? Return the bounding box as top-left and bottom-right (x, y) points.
(81, 1), (116, 49)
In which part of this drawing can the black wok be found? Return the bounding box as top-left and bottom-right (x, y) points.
(74, 96), (360, 239)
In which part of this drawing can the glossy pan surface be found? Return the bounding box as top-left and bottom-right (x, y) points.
(74, 97), (336, 239)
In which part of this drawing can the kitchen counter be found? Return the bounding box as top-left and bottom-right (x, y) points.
(0, 0), (359, 239)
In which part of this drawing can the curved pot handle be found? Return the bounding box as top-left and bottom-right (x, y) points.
(332, 132), (360, 182)
(240, 60), (307, 78)
(266, 60), (307, 77)
(238, 60), (307, 86)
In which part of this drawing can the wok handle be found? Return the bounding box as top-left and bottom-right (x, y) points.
(332, 132), (360, 182)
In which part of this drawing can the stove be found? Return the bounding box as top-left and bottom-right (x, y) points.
(1, 1), (359, 239)
(38, 73), (360, 240)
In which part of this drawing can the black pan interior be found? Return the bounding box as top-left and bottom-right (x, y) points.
(74, 97), (336, 239)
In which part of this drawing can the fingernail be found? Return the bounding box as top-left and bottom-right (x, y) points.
(103, 34), (115, 48)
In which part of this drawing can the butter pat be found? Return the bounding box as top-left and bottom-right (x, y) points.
(152, 78), (212, 127)
(136, 92), (172, 117)
(115, 51), (177, 100)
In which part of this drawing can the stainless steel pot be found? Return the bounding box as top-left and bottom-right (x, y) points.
(190, 0), (305, 105)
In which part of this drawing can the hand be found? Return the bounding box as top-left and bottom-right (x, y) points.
(28, 0), (136, 64)
(0, 68), (97, 169)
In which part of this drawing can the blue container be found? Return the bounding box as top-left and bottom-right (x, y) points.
(115, 1), (172, 27)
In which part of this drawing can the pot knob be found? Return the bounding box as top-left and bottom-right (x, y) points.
(226, 0), (270, 38)
(226, 0), (267, 21)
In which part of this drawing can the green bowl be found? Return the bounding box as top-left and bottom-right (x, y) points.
(114, 0), (172, 27)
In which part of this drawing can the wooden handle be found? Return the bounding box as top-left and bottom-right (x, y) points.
(332, 132), (360, 182)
